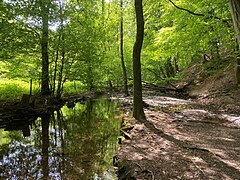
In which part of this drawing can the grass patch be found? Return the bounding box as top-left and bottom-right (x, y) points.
(0, 79), (39, 101)
(62, 81), (86, 96)
(0, 79), (94, 101)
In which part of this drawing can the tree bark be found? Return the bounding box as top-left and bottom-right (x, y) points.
(56, 2), (65, 99)
(229, 0), (240, 84)
(52, 34), (61, 96)
(120, 0), (129, 96)
(132, 0), (145, 121)
(229, 0), (240, 46)
(56, 49), (65, 99)
(40, 0), (51, 95)
(102, 0), (105, 15)
(87, 64), (94, 91)
(52, 1), (64, 96)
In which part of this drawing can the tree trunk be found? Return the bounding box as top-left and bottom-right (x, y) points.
(229, 0), (240, 84)
(120, 0), (129, 96)
(52, 34), (61, 96)
(132, 0), (145, 121)
(229, 0), (240, 45)
(53, 2), (64, 96)
(56, 3), (65, 99)
(173, 56), (179, 73)
(102, 0), (105, 15)
(40, 0), (51, 95)
(165, 58), (175, 78)
(87, 64), (94, 91)
(56, 50), (65, 99)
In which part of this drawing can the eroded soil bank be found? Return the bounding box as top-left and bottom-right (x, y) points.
(116, 92), (240, 179)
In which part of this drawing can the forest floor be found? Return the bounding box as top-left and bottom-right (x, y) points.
(116, 60), (240, 179)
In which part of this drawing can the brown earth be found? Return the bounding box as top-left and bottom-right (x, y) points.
(116, 60), (240, 179)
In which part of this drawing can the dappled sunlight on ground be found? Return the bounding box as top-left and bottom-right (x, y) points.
(219, 114), (240, 127)
(119, 121), (174, 162)
(118, 95), (240, 179)
(144, 96), (192, 107)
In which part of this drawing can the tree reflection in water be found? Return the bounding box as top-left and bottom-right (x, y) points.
(0, 98), (120, 179)
(41, 113), (50, 179)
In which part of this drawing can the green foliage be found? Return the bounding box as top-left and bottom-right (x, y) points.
(0, 79), (29, 100)
(0, 79), (39, 101)
(142, 0), (235, 84)
(0, 0), (238, 99)
(62, 81), (86, 96)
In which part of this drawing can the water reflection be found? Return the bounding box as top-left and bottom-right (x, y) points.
(0, 98), (120, 179)
(41, 113), (50, 179)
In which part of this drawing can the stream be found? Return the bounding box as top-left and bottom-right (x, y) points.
(0, 98), (121, 179)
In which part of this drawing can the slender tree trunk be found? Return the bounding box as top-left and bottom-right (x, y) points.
(56, 32), (65, 99)
(56, 2), (65, 99)
(56, 50), (65, 99)
(132, 0), (145, 121)
(165, 58), (175, 77)
(229, 0), (240, 84)
(173, 56), (179, 73)
(53, 1), (64, 96)
(88, 65), (94, 91)
(102, 0), (105, 15)
(120, 0), (129, 96)
(40, 0), (51, 95)
(52, 34), (61, 96)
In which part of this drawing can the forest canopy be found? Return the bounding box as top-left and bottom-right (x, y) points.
(0, 0), (238, 99)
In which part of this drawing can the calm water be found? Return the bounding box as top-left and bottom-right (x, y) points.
(0, 98), (121, 179)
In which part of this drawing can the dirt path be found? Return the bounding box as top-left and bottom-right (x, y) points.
(117, 95), (240, 180)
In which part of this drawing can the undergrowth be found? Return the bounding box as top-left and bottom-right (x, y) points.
(0, 79), (33, 101)
(0, 79), (87, 101)
(62, 81), (86, 96)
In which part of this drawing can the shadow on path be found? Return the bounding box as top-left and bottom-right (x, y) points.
(138, 117), (240, 179)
